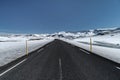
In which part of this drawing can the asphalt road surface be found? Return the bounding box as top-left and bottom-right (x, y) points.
(0, 39), (120, 80)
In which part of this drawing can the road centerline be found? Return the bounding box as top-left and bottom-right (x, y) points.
(59, 58), (63, 80)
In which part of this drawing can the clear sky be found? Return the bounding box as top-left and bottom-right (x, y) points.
(0, 0), (120, 33)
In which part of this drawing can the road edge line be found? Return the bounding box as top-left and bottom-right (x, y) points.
(0, 59), (26, 77)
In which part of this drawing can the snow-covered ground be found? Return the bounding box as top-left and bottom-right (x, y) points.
(75, 33), (120, 45)
(0, 27), (120, 67)
(0, 36), (54, 67)
(60, 33), (120, 64)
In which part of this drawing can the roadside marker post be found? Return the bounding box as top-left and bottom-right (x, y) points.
(90, 37), (92, 52)
(26, 40), (28, 56)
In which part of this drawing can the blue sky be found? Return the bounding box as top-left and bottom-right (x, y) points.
(0, 0), (120, 33)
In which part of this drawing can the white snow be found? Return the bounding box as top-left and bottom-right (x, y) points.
(74, 33), (120, 45)
(0, 27), (120, 67)
(96, 27), (118, 30)
(0, 37), (54, 66)
(60, 33), (120, 64)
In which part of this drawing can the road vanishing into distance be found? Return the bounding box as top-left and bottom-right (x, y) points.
(0, 39), (120, 80)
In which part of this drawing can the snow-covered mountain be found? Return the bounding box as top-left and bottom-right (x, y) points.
(48, 27), (120, 39)
(0, 33), (50, 42)
(0, 27), (120, 40)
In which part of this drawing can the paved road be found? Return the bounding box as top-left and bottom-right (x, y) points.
(0, 39), (120, 80)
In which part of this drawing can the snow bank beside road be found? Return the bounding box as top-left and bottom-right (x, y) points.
(61, 38), (120, 64)
(75, 33), (120, 45)
(0, 38), (54, 66)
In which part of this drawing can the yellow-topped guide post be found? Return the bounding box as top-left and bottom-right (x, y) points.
(90, 37), (92, 52)
(26, 40), (28, 56)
